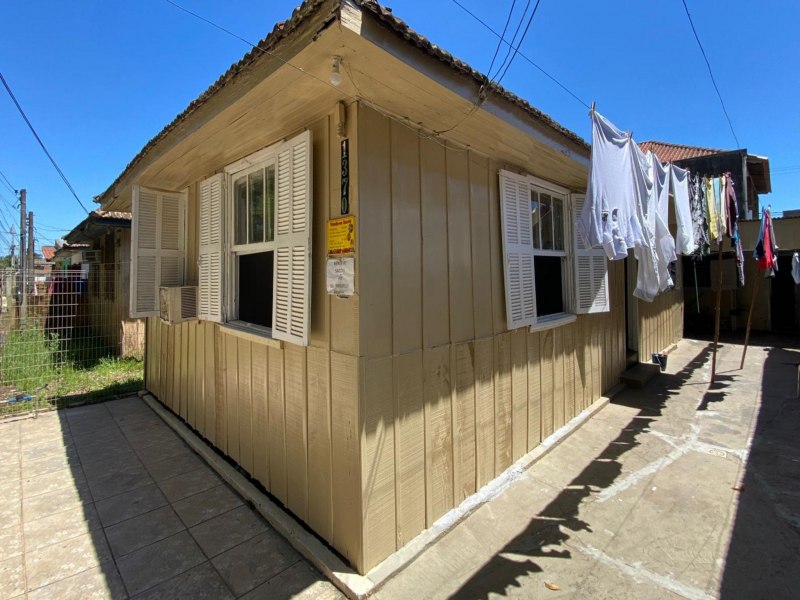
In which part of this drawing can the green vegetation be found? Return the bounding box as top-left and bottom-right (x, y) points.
(0, 326), (143, 416)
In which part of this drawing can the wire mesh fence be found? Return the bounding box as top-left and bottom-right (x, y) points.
(0, 261), (144, 417)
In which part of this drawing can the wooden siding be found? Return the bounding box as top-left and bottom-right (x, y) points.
(145, 101), (681, 576)
(82, 229), (144, 358)
(356, 104), (628, 571)
(637, 288), (684, 360)
(144, 108), (365, 570)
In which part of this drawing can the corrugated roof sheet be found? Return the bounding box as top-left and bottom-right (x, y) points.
(41, 246), (56, 261)
(97, 0), (587, 204)
(638, 140), (728, 163)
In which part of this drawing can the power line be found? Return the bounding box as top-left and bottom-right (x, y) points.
(679, 0), (740, 148)
(0, 169), (17, 196)
(0, 71), (90, 214)
(489, 0), (530, 84)
(448, 0), (590, 109)
(493, 0), (543, 88)
(485, 0), (518, 81)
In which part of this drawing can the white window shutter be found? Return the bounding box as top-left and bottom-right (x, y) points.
(130, 186), (186, 318)
(499, 170), (536, 330)
(272, 130), (312, 346)
(573, 193), (609, 313)
(198, 174), (224, 322)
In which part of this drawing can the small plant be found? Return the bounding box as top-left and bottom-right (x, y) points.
(0, 328), (59, 394)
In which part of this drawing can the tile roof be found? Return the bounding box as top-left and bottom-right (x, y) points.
(94, 210), (132, 221)
(638, 140), (729, 163)
(41, 246), (56, 261)
(97, 0), (587, 205)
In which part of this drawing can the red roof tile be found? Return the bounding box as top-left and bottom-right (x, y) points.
(638, 140), (729, 163)
(41, 246), (56, 261)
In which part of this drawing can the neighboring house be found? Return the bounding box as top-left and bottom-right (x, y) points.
(52, 241), (91, 269)
(639, 141), (773, 336)
(55, 211), (144, 358)
(40, 245), (56, 263)
(639, 140), (771, 220)
(95, 0), (682, 573)
(727, 214), (800, 333)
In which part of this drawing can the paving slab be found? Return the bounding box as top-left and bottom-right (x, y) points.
(373, 338), (800, 600)
(1, 394), (340, 600)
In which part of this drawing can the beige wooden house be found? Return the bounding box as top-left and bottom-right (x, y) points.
(96, 0), (682, 574)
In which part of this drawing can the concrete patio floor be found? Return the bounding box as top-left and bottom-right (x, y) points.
(0, 396), (343, 599)
(373, 337), (800, 600)
(2, 336), (798, 599)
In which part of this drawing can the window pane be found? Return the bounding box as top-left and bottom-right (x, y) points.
(531, 189), (541, 249)
(238, 251), (274, 327)
(553, 197), (564, 251)
(234, 176), (247, 245)
(534, 255), (564, 316)
(265, 165), (275, 242)
(249, 170), (265, 244)
(540, 193), (553, 250)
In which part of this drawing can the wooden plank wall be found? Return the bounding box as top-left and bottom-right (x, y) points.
(637, 287), (684, 360)
(356, 105), (629, 572)
(144, 107), (365, 570)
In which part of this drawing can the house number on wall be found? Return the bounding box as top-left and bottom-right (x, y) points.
(341, 138), (350, 215)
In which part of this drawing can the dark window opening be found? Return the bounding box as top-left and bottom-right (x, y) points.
(238, 251), (273, 328)
(535, 255), (564, 316)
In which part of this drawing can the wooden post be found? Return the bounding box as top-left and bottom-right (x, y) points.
(18, 189), (26, 325)
(739, 272), (760, 370)
(710, 241), (724, 383)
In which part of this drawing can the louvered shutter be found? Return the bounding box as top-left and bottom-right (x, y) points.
(198, 174), (224, 322)
(272, 130), (312, 346)
(499, 170), (536, 330)
(130, 186), (187, 317)
(573, 193), (609, 313)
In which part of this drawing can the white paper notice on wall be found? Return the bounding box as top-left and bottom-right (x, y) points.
(326, 256), (355, 298)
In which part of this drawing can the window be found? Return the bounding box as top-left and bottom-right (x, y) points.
(198, 130), (313, 346)
(531, 187), (568, 317)
(130, 187), (187, 318)
(499, 169), (608, 332)
(230, 162), (276, 329)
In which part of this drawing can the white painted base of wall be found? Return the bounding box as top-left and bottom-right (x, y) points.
(142, 382), (625, 599)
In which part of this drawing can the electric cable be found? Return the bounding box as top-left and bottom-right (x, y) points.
(489, 0), (531, 84)
(679, 0), (740, 148)
(0, 169), (17, 196)
(493, 0), (542, 88)
(449, 0), (589, 109)
(485, 0), (519, 81)
(0, 71), (91, 214)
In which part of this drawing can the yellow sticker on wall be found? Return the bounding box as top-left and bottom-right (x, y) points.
(327, 215), (356, 255)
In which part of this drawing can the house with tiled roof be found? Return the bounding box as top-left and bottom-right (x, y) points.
(94, 0), (685, 576)
(52, 210), (143, 358)
(40, 245), (56, 262)
(639, 140), (771, 220)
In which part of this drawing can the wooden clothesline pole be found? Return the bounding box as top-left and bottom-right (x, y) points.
(710, 240), (725, 383)
(739, 271), (760, 370)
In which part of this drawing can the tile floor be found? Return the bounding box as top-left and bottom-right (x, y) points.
(0, 396), (343, 599)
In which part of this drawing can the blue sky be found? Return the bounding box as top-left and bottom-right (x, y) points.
(1, 0), (798, 253)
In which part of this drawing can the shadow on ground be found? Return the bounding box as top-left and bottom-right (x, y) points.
(7, 394), (340, 598)
(449, 343), (716, 599)
(718, 343), (800, 600)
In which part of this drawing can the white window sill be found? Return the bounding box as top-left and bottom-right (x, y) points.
(220, 322), (283, 348)
(529, 313), (577, 332)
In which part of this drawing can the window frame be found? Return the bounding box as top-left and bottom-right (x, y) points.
(527, 175), (575, 325)
(224, 149), (280, 336)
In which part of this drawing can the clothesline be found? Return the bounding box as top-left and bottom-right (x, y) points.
(577, 108), (745, 303)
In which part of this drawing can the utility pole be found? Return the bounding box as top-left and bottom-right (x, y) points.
(18, 189), (26, 324)
(27, 211), (34, 301)
(9, 225), (15, 268)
